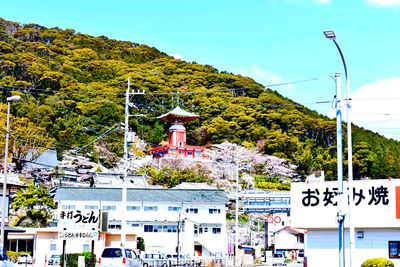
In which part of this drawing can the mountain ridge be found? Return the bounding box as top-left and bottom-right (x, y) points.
(1, 17), (400, 179)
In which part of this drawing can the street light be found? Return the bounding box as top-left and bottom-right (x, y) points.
(324, 30), (354, 267)
(0, 95), (22, 256)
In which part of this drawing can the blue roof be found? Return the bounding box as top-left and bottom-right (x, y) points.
(54, 187), (228, 204)
(25, 150), (58, 169)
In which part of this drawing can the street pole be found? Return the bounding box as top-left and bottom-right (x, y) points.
(335, 72), (345, 267)
(324, 30), (354, 267)
(235, 163), (239, 266)
(0, 95), (21, 256)
(121, 77), (130, 246)
(344, 48), (355, 267)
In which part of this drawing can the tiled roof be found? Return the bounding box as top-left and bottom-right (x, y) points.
(54, 187), (228, 204)
(0, 173), (25, 186)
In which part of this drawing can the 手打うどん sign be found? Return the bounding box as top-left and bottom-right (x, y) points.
(58, 209), (100, 240)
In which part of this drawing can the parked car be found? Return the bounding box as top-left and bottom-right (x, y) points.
(0, 255), (13, 267)
(166, 254), (192, 266)
(141, 252), (169, 267)
(297, 253), (304, 263)
(98, 247), (141, 267)
(16, 253), (32, 265)
(47, 255), (60, 266)
(272, 253), (286, 266)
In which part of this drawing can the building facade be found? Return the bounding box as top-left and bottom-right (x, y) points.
(291, 179), (400, 267)
(18, 187), (228, 265)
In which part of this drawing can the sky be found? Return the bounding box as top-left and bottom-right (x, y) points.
(1, 0), (400, 140)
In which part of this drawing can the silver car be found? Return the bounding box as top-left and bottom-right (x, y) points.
(99, 247), (141, 267)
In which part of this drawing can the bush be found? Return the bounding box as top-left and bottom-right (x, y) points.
(361, 258), (394, 267)
(6, 251), (32, 263)
(61, 252), (96, 267)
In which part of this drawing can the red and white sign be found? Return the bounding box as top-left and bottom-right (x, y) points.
(267, 216), (281, 224)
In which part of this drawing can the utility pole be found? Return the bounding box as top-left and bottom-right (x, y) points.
(235, 163), (239, 266)
(177, 210), (181, 267)
(121, 77), (145, 246)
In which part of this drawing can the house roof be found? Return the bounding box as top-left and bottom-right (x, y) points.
(54, 187), (229, 204)
(0, 173), (25, 187)
(275, 226), (304, 235)
(172, 182), (217, 190)
(25, 150), (58, 169)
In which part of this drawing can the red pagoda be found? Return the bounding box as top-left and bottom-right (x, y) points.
(150, 106), (205, 159)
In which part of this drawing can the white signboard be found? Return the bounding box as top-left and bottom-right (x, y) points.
(58, 230), (98, 240)
(58, 209), (99, 240)
(291, 180), (400, 228)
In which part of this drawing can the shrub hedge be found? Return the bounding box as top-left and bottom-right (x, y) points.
(361, 258), (394, 267)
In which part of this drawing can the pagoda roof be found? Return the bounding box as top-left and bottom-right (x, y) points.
(157, 106), (199, 122)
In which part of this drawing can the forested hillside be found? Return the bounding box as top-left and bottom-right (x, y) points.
(1, 18), (400, 179)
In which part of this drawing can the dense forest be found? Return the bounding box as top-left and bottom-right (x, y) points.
(1, 18), (400, 179)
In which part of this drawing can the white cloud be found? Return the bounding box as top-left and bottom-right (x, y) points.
(239, 65), (293, 90)
(328, 77), (400, 141)
(171, 54), (183, 60)
(367, 0), (400, 6)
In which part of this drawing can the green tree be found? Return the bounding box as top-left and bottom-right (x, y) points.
(11, 185), (57, 227)
(136, 237), (145, 252)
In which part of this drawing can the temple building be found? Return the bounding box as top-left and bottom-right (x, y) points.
(150, 106), (205, 159)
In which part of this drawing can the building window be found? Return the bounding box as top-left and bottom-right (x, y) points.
(128, 223), (140, 228)
(50, 244), (56, 251)
(103, 206), (116, 211)
(389, 241), (400, 258)
(195, 151), (202, 156)
(108, 223), (121, 230)
(144, 225), (178, 233)
(209, 209), (221, 214)
(144, 206), (158, 212)
(127, 206), (140, 211)
(61, 205), (76, 209)
(188, 152), (192, 156)
(168, 206), (181, 212)
(85, 205), (99, 210)
(186, 208), (198, 214)
(83, 244), (90, 252)
(212, 228), (221, 234)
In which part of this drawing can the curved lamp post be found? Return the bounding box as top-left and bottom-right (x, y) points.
(0, 95), (22, 256)
(324, 30), (354, 267)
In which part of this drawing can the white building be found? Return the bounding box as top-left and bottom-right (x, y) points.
(15, 187), (228, 266)
(274, 226), (304, 260)
(291, 179), (400, 267)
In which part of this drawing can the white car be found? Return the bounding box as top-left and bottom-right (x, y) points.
(141, 252), (169, 267)
(98, 247), (141, 267)
(272, 253), (286, 266)
(166, 254), (193, 267)
(17, 253), (32, 265)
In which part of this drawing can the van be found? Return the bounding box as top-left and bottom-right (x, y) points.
(98, 247), (141, 267)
